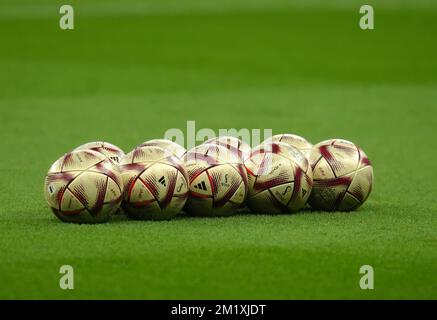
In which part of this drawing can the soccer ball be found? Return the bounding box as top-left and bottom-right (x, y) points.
(44, 150), (123, 223)
(73, 141), (125, 164)
(263, 134), (313, 157)
(183, 144), (248, 217)
(119, 146), (189, 220)
(138, 139), (186, 159)
(202, 136), (251, 161)
(244, 142), (313, 213)
(307, 139), (373, 211)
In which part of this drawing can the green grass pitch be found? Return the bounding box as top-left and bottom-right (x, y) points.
(0, 0), (436, 299)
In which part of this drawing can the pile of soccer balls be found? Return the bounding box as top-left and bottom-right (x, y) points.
(44, 135), (374, 224)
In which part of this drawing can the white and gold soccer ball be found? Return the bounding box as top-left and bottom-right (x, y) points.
(44, 150), (123, 223)
(308, 139), (373, 211)
(73, 141), (125, 164)
(263, 134), (313, 157)
(244, 142), (313, 213)
(202, 136), (251, 161)
(138, 139), (186, 159)
(119, 146), (189, 220)
(183, 144), (248, 217)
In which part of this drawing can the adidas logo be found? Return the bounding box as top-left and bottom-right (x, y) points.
(158, 176), (166, 186)
(110, 156), (120, 163)
(194, 181), (207, 191)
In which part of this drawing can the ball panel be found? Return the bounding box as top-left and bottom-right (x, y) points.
(275, 143), (309, 171)
(51, 208), (89, 223)
(88, 161), (123, 189)
(74, 141), (125, 164)
(214, 145), (242, 164)
(269, 183), (294, 206)
(155, 166), (180, 210)
(184, 161), (208, 183)
(127, 176), (155, 204)
(312, 157), (336, 180)
(139, 164), (171, 203)
(302, 171), (313, 199)
(44, 172), (78, 209)
(186, 144), (241, 165)
(338, 192), (362, 211)
(123, 201), (164, 220)
(47, 157), (64, 173)
(171, 194), (189, 211)
(60, 188), (85, 214)
(318, 143), (359, 178)
(212, 166), (246, 212)
(203, 136), (251, 161)
(163, 156), (189, 180)
(308, 150), (322, 171)
(207, 165), (243, 206)
(250, 155), (294, 196)
(119, 151), (134, 165)
(251, 152), (274, 177)
(104, 177), (122, 204)
(348, 166), (373, 204)
(244, 151), (265, 176)
(68, 172), (110, 216)
(131, 146), (170, 164)
(234, 163), (248, 189)
(358, 147), (372, 169)
(120, 164), (146, 193)
(61, 151), (106, 172)
(207, 201), (241, 217)
(332, 139), (356, 149)
(184, 151), (221, 169)
(288, 167), (312, 212)
(100, 202), (122, 217)
(184, 197), (214, 216)
(53, 200), (118, 224)
(229, 181), (247, 206)
(247, 189), (286, 214)
(309, 176), (352, 211)
(139, 139), (186, 159)
(265, 134), (313, 156)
